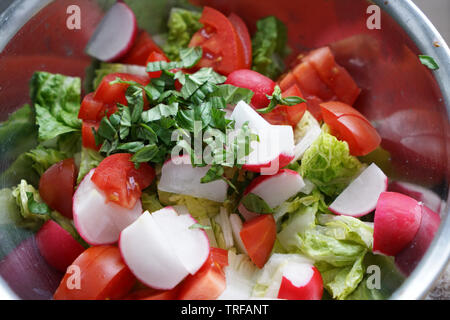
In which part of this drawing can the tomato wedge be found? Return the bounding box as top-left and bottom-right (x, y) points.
(123, 287), (179, 300)
(78, 92), (104, 121)
(320, 101), (381, 156)
(53, 246), (136, 300)
(263, 84), (307, 127)
(210, 247), (229, 268)
(94, 73), (150, 107)
(39, 158), (77, 219)
(228, 13), (252, 69)
(304, 47), (361, 106)
(91, 153), (155, 209)
(81, 121), (100, 151)
(240, 214), (277, 268)
(188, 6), (246, 75)
(120, 30), (164, 66)
(177, 252), (226, 300)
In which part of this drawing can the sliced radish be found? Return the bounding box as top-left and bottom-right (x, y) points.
(277, 263), (323, 300)
(329, 163), (388, 217)
(119, 208), (210, 290)
(238, 169), (305, 220)
(253, 253), (320, 299)
(85, 2), (137, 62)
(36, 220), (85, 273)
(229, 214), (247, 254)
(152, 207), (210, 275)
(373, 192), (422, 256)
(73, 169), (142, 246)
(389, 181), (444, 215)
(231, 101), (295, 173)
(158, 155), (228, 202)
(395, 204), (441, 276)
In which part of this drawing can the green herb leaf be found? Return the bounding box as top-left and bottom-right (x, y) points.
(257, 85), (306, 114)
(189, 223), (212, 230)
(419, 55), (439, 70)
(241, 193), (274, 214)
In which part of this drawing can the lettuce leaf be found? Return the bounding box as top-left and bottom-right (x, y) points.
(317, 214), (374, 249)
(163, 8), (203, 61)
(77, 147), (104, 184)
(317, 252), (366, 300)
(300, 132), (363, 197)
(25, 146), (68, 176)
(141, 191), (163, 213)
(251, 16), (289, 79)
(30, 72), (82, 142)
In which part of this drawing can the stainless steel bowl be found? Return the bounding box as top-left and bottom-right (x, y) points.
(0, 0), (449, 300)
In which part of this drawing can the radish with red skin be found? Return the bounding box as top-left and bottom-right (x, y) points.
(73, 169), (142, 246)
(329, 163), (388, 217)
(373, 192), (422, 256)
(388, 181), (444, 214)
(85, 2), (137, 62)
(158, 155), (228, 202)
(278, 263), (323, 300)
(231, 101), (295, 173)
(119, 208), (210, 290)
(395, 204), (441, 276)
(225, 70), (276, 108)
(238, 169), (305, 220)
(36, 220), (85, 273)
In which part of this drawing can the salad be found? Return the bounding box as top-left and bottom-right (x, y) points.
(0, 2), (442, 300)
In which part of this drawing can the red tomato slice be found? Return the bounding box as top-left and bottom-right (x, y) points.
(320, 101), (369, 128)
(263, 84), (307, 127)
(188, 7), (246, 75)
(225, 69), (276, 108)
(94, 73), (150, 107)
(146, 51), (170, 78)
(278, 71), (297, 91)
(228, 13), (252, 69)
(91, 153), (155, 209)
(78, 92), (104, 121)
(39, 158), (77, 219)
(177, 253), (226, 300)
(240, 214), (277, 268)
(120, 30), (164, 66)
(53, 246), (136, 300)
(123, 287), (179, 300)
(335, 115), (381, 156)
(82, 121), (100, 151)
(320, 101), (381, 156)
(210, 247), (229, 268)
(304, 47), (361, 106)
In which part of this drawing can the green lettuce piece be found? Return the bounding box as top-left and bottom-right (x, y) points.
(210, 216), (226, 249)
(0, 104), (38, 164)
(0, 153), (41, 187)
(277, 204), (317, 251)
(0, 188), (34, 259)
(317, 214), (374, 249)
(25, 145), (68, 176)
(300, 133), (363, 197)
(50, 210), (88, 248)
(11, 180), (51, 231)
(30, 72), (81, 142)
(299, 227), (366, 267)
(345, 253), (405, 300)
(317, 252), (366, 300)
(251, 16), (289, 79)
(163, 8), (203, 61)
(141, 191), (163, 213)
(77, 147), (104, 184)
